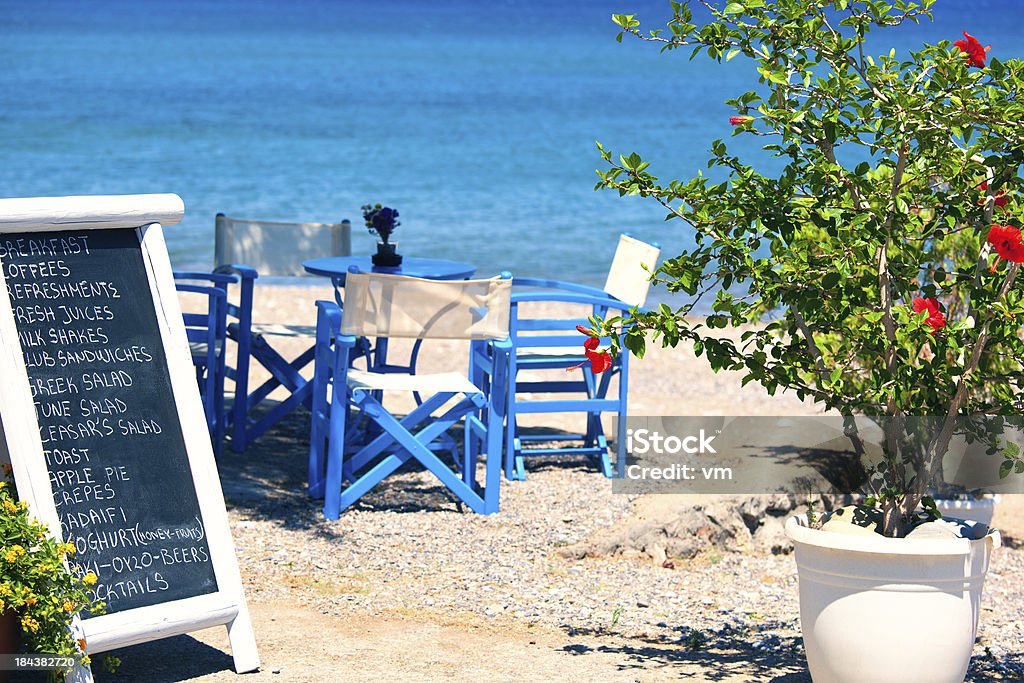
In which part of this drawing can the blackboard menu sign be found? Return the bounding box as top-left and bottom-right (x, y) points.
(1, 227), (218, 614)
(0, 195), (257, 679)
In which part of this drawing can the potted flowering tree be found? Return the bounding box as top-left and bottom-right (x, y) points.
(362, 203), (403, 267)
(592, 1), (1024, 680)
(0, 465), (103, 681)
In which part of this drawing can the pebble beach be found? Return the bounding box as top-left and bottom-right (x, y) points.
(93, 284), (1024, 682)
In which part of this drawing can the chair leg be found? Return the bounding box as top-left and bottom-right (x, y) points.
(504, 359), (522, 481)
(484, 352), (507, 513)
(214, 370), (225, 457)
(322, 379), (349, 520)
(308, 351), (331, 498)
(616, 356), (629, 478)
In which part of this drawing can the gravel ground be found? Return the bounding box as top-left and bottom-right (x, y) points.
(86, 405), (1024, 682)
(86, 285), (1024, 682)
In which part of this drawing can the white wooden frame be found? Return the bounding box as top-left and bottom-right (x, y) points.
(0, 195), (259, 681)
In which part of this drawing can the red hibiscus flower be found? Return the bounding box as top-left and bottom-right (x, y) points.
(912, 297), (946, 332)
(979, 180), (1009, 208)
(569, 326), (613, 374)
(954, 31), (990, 68)
(987, 224), (1024, 264)
(729, 116), (754, 126)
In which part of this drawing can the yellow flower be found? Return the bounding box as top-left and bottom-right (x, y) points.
(20, 615), (39, 633)
(83, 572), (98, 586)
(61, 543), (76, 556)
(0, 584), (11, 597)
(63, 600), (75, 612)
(2, 500), (16, 514)
(3, 545), (25, 563)
(24, 596), (36, 606)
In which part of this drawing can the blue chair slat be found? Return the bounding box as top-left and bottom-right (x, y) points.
(174, 281), (230, 455)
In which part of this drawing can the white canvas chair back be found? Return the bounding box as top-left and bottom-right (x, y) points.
(214, 213), (352, 276)
(602, 234), (661, 308)
(340, 272), (511, 341)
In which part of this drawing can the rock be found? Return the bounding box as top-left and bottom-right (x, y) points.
(649, 544), (667, 566)
(906, 519), (979, 540)
(752, 517), (793, 553)
(558, 494), (852, 561)
(820, 505), (883, 535)
(820, 519), (882, 536)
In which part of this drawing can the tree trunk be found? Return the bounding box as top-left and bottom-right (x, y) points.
(882, 499), (904, 537)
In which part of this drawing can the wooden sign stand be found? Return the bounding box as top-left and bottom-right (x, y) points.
(0, 195), (258, 681)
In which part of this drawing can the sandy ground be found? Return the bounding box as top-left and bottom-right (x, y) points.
(79, 283), (1023, 683)
(102, 603), (805, 683)
(88, 498), (1024, 683)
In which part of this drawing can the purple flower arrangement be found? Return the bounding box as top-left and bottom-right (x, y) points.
(362, 203), (400, 244)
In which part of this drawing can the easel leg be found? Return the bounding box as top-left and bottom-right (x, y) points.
(65, 616), (93, 683)
(66, 662), (94, 683)
(227, 601), (260, 673)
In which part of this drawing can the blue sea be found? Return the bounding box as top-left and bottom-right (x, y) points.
(1, 0), (1021, 303)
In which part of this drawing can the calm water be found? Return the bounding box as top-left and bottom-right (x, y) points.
(1, 0), (1021, 302)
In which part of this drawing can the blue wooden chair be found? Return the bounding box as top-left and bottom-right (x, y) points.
(175, 281), (230, 454)
(502, 234), (660, 480)
(180, 214), (352, 453)
(308, 269), (511, 519)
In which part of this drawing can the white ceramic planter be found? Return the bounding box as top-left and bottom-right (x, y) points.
(786, 515), (1000, 683)
(934, 496), (999, 527)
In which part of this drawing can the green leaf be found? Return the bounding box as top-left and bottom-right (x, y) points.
(1000, 460), (1014, 479)
(611, 13), (638, 29)
(726, 48), (741, 62)
(724, 2), (744, 15)
(921, 496), (940, 518)
(624, 332), (647, 359)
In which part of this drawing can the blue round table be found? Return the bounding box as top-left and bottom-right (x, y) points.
(303, 256), (476, 284)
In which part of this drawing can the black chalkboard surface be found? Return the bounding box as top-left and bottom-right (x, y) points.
(1, 227), (218, 615)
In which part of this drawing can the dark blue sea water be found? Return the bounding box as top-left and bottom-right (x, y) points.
(1, 0), (1021, 299)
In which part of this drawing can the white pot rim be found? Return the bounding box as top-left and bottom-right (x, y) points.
(785, 514), (1001, 556)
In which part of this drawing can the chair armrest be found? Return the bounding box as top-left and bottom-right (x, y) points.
(215, 263), (259, 282)
(315, 300), (342, 332)
(510, 291), (636, 314)
(512, 276), (616, 300)
(173, 270), (239, 285)
(335, 334), (357, 348)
